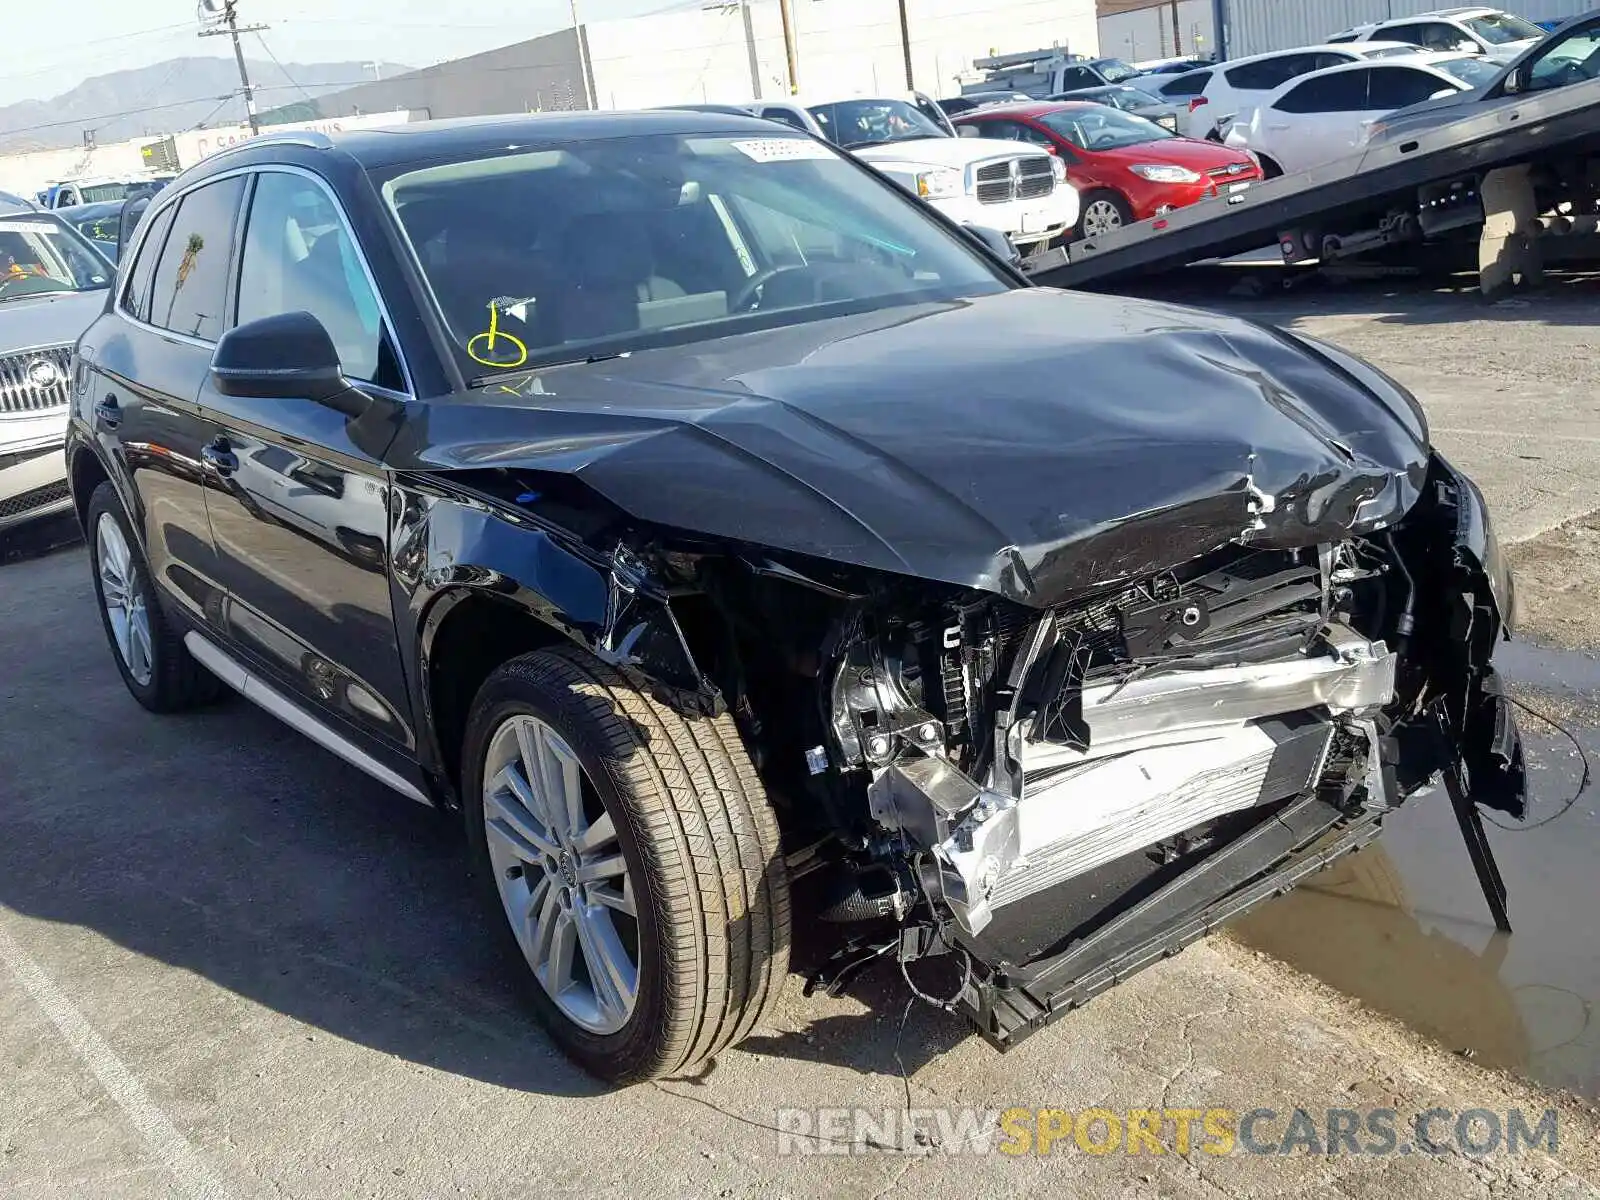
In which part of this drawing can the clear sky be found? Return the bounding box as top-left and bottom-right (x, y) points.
(0, 0), (688, 107)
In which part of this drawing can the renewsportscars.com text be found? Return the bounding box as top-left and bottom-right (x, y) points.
(774, 1106), (1561, 1158)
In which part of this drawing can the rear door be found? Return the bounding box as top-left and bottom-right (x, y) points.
(1357, 66), (1457, 143)
(1267, 69), (1375, 171)
(198, 166), (417, 754)
(77, 175), (246, 630)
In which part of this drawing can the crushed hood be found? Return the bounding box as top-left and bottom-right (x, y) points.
(399, 288), (1431, 606)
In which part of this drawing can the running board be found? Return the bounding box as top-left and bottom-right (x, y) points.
(183, 632), (434, 807)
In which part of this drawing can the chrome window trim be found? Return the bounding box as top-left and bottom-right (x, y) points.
(115, 162), (415, 397)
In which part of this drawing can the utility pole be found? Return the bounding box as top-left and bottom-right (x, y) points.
(569, 0), (596, 109)
(198, 0), (266, 134)
(896, 0), (914, 90)
(740, 0), (762, 100)
(1170, 0), (1183, 55)
(777, 0), (799, 93)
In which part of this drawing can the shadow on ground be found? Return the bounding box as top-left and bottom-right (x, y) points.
(0, 545), (984, 1098)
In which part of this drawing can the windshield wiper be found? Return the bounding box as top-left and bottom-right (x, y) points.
(468, 351), (627, 388)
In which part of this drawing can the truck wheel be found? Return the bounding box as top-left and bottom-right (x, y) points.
(461, 646), (791, 1084)
(1080, 191), (1134, 238)
(85, 481), (221, 712)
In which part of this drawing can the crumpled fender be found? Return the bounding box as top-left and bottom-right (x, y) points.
(392, 481), (720, 776)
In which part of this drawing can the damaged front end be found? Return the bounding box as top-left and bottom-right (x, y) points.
(802, 451), (1525, 1048)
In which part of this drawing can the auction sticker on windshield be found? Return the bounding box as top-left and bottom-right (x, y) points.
(0, 221), (60, 235)
(730, 138), (835, 162)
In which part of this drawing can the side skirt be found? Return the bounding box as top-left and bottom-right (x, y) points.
(183, 632), (434, 808)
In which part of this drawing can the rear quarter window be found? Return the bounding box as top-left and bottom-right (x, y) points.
(1159, 70), (1211, 98)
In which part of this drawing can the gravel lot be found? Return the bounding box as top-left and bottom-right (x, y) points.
(2, 278), (1598, 1198)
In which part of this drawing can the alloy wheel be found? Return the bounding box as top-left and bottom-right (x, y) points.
(1082, 199), (1125, 237)
(482, 714), (640, 1035)
(96, 512), (153, 687)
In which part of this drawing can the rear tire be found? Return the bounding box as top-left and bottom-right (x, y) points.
(85, 481), (221, 713)
(462, 646), (791, 1084)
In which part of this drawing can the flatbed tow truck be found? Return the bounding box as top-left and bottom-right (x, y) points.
(1036, 77), (1600, 295)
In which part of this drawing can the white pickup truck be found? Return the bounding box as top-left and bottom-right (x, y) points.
(727, 91), (1079, 267)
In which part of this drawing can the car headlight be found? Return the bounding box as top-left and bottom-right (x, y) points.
(915, 168), (962, 199)
(1129, 163), (1202, 183)
(1049, 156), (1068, 182)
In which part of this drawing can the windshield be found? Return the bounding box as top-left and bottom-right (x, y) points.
(1433, 55), (1503, 88)
(1096, 59), (1140, 82)
(376, 132), (1009, 378)
(0, 214), (112, 300)
(806, 99), (947, 148)
(1037, 105), (1172, 149)
(1462, 13), (1545, 44)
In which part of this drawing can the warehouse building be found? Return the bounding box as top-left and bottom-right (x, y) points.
(267, 0), (1100, 122)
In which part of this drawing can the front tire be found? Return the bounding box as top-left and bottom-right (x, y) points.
(86, 481), (221, 712)
(1079, 190), (1135, 238)
(462, 647), (791, 1084)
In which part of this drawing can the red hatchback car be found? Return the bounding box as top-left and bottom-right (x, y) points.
(953, 101), (1262, 238)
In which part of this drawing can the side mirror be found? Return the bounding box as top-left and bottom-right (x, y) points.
(962, 223), (1022, 268)
(211, 311), (364, 415)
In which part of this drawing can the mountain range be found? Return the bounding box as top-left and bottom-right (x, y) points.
(0, 57), (414, 154)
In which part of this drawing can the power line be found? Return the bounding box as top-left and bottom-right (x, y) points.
(0, 94), (236, 141)
(254, 33), (320, 106)
(1, 28), (196, 85)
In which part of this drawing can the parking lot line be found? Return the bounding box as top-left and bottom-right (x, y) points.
(0, 913), (230, 1200)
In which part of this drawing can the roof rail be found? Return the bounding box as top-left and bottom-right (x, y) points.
(206, 129), (336, 162)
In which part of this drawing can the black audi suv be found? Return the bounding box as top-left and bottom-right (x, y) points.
(65, 111), (1525, 1084)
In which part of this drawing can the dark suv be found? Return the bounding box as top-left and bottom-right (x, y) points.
(65, 111), (1525, 1085)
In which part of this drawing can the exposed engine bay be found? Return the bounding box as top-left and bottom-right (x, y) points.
(586, 451), (1525, 1047)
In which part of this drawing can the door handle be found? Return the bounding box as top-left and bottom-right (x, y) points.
(202, 438), (239, 477)
(94, 395), (121, 429)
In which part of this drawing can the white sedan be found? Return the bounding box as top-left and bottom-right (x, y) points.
(1222, 53), (1501, 176)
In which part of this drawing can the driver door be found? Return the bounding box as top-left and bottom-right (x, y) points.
(198, 167), (417, 756)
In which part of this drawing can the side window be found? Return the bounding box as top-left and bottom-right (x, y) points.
(1004, 120), (1054, 147)
(1527, 28), (1600, 90)
(1057, 66), (1096, 90)
(1365, 66), (1453, 109)
(120, 203), (176, 323)
(237, 172), (392, 388)
(1159, 70), (1211, 98)
(1312, 52), (1358, 72)
(980, 119), (1052, 146)
(1276, 71), (1370, 113)
(1227, 57), (1300, 90)
(1387, 22), (1469, 51)
(148, 176), (245, 341)
(760, 107), (809, 132)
